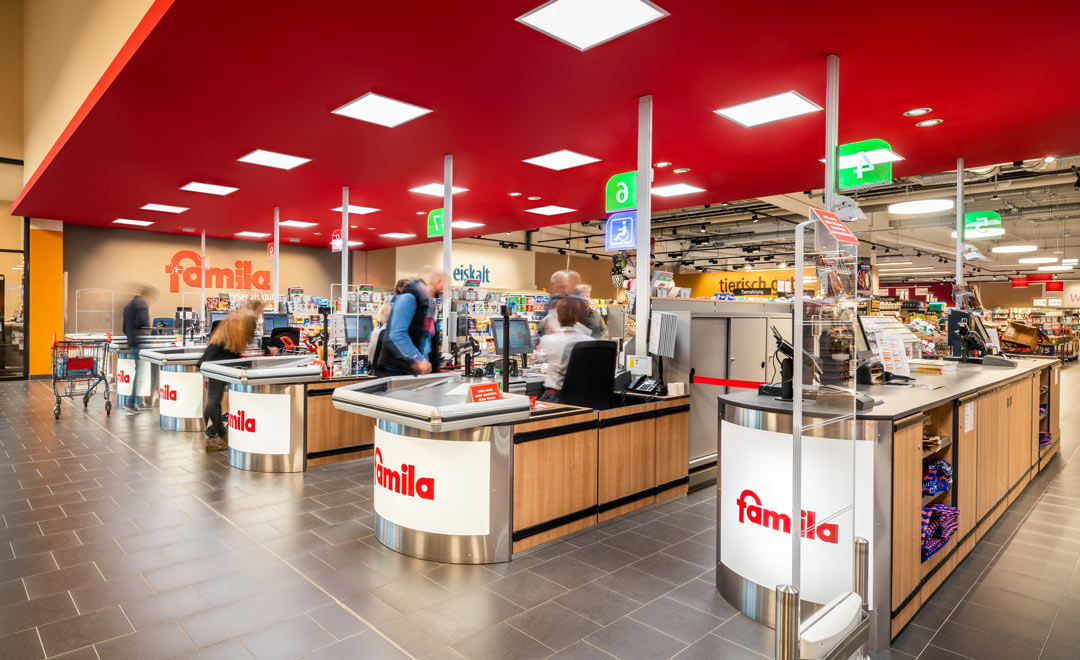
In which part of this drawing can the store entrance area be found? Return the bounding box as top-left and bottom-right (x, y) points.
(0, 369), (1076, 659)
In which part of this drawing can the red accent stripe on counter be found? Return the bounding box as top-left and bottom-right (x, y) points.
(693, 376), (765, 389)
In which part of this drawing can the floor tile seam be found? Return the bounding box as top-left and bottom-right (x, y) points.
(921, 643), (978, 660)
(65, 385), (420, 660)
(498, 616), (562, 655)
(705, 629), (771, 659)
(935, 617), (1045, 654)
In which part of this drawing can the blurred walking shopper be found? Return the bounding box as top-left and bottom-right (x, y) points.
(198, 301), (261, 450)
(371, 267), (446, 377)
(574, 284), (609, 339)
(535, 298), (593, 402)
(121, 286), (157, 415)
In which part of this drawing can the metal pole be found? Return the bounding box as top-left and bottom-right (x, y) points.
(273, 207), (280, 312)
(200, 230), (206, 323)
(443, 154), (454, 354)
(341, 187), (349, 311)
(854, 536), (870, 611)
(955, 158), (964, 289)
(635, 94), (653, 356)
(775, 584), (799, 660)
(824, 54), (839, 213)
(792, 221), (807, 593)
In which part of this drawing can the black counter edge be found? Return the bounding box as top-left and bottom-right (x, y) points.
(306, 444), (374, 460)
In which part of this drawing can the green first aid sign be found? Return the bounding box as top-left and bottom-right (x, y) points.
(427, 208), (444, 238)
(964, 210), (1003, 239)
(837, 138), (899, 189)
(605, 171), (636, 212)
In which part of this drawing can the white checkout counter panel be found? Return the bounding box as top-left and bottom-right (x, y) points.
(141, 346), (208, 432)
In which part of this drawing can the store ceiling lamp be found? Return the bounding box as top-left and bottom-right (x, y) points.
(235, 231), (270, 237)
(516, 0), (668, 51)
(379, 232), (416, 238)
(652, 183), (705, 197)
(451, 221), (484, 229)
(1063, 258), (1079, 265)
(1038, 265), (1073, 271)
(879, 261), (913, 266)
(279, 220), (317, 228)
(654, 161), (671, 168)
(1046, 281), (1064, 292)
(888, 199), (954, 215)
(1027, 273), (1053, 281)
(237, 149), (311, 170)
(331, 92), (432, 128)
(409, 183), (468, 196)
(903, 107), (932, 117)
(915, 119), (943, 127)
(523, 149), (601, 170)
(140, 203), (188, 214)
(525, 205), (576, 215)
(113, 218), (153, 227)
(331, 205), (380, 215)
(991, 244), (1037, 253)
(180, 181), (237, 196)
(714, 91), (822, 127)
(1018, 257), (1058, 264)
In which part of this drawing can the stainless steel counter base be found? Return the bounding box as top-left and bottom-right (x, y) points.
(161, 416), (205, 432)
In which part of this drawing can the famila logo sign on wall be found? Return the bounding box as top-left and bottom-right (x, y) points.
(165, 250), (272, 293)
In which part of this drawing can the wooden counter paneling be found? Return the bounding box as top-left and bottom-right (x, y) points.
(976, 387), (1007, 522)
(305, 378), (374, 466)
(655, 398), (690, 502)
(891, 413), (924, 611)
(598, 403), (656, 521)
(957, 398), (978, 540)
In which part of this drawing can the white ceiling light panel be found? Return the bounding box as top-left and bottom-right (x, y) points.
(1018, 257), (1058, 264)
(237, 149), (311, 170)
(409, 183), (469, 196)
(652, 183), (705, 197)
(889, 199), (954, 215)
(140, 203), (188, 214)
(525, 205), (576, 216)
(331, 92), (432, 127)
(990, 245), (1037, 253)
(523, 149), (601, 171)
(451, 221), (485, 229)
(181, 182), (238, 196)
(714, 91), (822, 127)
(113, 219), (154, 227)
(279, 220), (318, 228)
(332, 205), (380, 215)
(380, 232), (416, 239)
(235, 231), (271, 238)
(517, 0), (669, 51)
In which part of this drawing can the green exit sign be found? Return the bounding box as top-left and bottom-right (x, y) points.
(605, 171), (636, 212)
(837, 138), (901, 190)
(427, 208), (444, 238)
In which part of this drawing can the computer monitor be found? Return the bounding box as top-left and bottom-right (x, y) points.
(209, 310), (228, 326)
(345, 314), (373, 343)
(455, 314), (470, 342)
(855, 315), (874, 360)
(490, 317), (532, 356)
(970, 313), (991, 344)
(263, 313), (289, 332)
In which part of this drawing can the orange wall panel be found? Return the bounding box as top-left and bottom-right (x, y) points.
(29, 227), (64, 375)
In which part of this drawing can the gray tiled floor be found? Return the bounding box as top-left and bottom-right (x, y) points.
(1, 367), (1077, 659)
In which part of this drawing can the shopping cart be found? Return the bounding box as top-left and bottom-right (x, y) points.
(51, 337), (112, 419)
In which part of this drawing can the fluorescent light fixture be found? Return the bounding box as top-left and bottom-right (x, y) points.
(525, 205), (576, 216)
(348, 241), (364, 247)
(991, 245), (1038, 253)
(516, 0), (669, 51)
(888, 199), (954, 215)
(181, 181), (237, 196)
(714, 91), (822, 127)
(1063, 258), (1079, 265)
(523, 149), (600, 171)
(140, 203), (188, 214)
(880, 266), (934, 271)
(451, 221), (485, 229)
(113, 219), (153, 227)
(652, 183), (705, 197)
(409, 183), (468, 196)
(237, 149), (311, 170)
(235, 231), (271, 238)
(952, 228), (1006, 239)
(331, 205), (380, 215)
(331, 92), (432, 127)
(915, 118), (943, 127)
(279, 220), (317, 228)
(878, 261), (913, 266)
(1018, 257), (1058, 264)
(380, 232), (416, 239)
(1038, 265), (1073, 272)
(903, 107), (932, 117)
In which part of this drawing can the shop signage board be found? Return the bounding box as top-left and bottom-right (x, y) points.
(1034, 298), (1048, 307)
(468, 383), (501, 403)
(266, 243), (275, 261)
(810, 207), (858, 245)
(719, 421), (873, 604)
(116, 358), (151, 397)
(1049, 298), (1063, 307)
(158, 371), (204, 419)
(733, 287), (772, 296)
(427, 208), (444, 238)
(373, 427), (491, 536)
(604, 210), (637, 251)
(331, 229), (342, 252)
(914, 287), (929, 296)
(964, 210), (1002, 240)
(837, 138), (898, 189)
(877, 331), (910, 377)
(605, 171), (636, 212)
(226, 391), (292, 455)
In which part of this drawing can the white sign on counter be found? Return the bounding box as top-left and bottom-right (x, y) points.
(373, 427), (490, 536)
(158, 371), (204, 419)
(116, 358), (152, 397)
(876, 331), (910, 377)
(964, 402), (974, 433)
(226, 391), (292, 455)
(720, 420), (873, 605)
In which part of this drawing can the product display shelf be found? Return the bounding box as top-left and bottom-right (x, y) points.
(917, 402), (957, 566)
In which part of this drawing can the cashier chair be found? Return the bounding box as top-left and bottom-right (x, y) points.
(265, 327), (301, 354)
(561, 340), (617, 410)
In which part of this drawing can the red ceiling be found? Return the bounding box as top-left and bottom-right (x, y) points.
(14, 0), (1080, 250)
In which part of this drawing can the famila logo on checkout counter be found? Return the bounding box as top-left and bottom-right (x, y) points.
(736, 488), (838, 544)
(375, 448), (435, 499)
(159, 385), (178, 401)
(117, 369), (131, 384)
(228, 410), (256, 432)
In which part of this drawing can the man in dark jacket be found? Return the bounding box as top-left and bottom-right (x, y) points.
(372, 267), (446, 377)
(121, 286), (157, 414)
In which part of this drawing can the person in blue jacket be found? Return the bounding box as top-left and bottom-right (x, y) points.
(371, 267), (446, 377)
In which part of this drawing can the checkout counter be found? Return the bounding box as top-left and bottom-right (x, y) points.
(111, 336), (182, 410)
(714, 356), (1061, 651)
(141, 346), (208, 431)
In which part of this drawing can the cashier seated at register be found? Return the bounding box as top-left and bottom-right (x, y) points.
(533, 298), (593, 403)
(370, 267), (446, 378)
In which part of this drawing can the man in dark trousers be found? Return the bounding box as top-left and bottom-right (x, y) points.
(121, 286), (157, 414)
(371, 266), (446, 378)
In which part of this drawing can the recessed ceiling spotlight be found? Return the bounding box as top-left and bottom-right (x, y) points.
(180, 181), (237, 196)
(1044, 156), (1056, 163)
(1018, 257), (1058, 264)
(903, 107), (932, 117)
(888, 199), (953, 215)
(332, 205), (380, 215)
(380, 232), (416, 239)
(652, 183), (705, 197)
(509, 192), (523, 197)
(525, 205), (576, 216)
(140, 203), (188, 214)
(915, 118), (943, 127)
(672, 167), (691, 174)
(523, 149), (601, 170)
(235, 231), (271, 238)
(409, 183), (468, 196)
(331, 92), (432, 127)
(452, 221), (485, 229)
(516, 0), (669, 51)
(279, 220), (317, 228)
(528, 195), (542, 201)
(415, 211), (425, 215)
(350, 225), (358, 229)
(654, 161), (672, 168)
(714, 91), (822, 127)
(113, 219), (153, 227)
(287, 237), (300, 243)
(313, 232), (322, 236)
(180, 227), (196, 232)
(991, 245), (1037, 253)
(237, 149), (311, 170)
